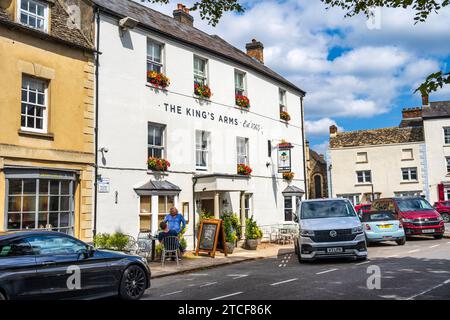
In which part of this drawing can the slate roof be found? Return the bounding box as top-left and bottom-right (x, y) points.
(282, 185), (305, 195)
(329, 126), (424, 149)
(0, 0), (93, 50)
(309, 149), (326, 164)
(92, 0), (305, 95)
(422, 101), (450, 119)
(134, 180), (181, 193)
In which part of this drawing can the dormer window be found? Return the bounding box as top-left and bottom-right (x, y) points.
(17, 0), (48, 32)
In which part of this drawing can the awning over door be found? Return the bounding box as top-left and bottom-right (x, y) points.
(134, 180), (181, 196)
(194, 173), (250, 192)
(282, 185), (305, 197)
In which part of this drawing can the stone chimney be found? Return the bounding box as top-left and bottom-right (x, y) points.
(173, 3), (193, 27)
(402, 107), (422, 119)
(246, 39), (264, 64)
(422, 93), (429, 106)
(329, 125), (338, 137)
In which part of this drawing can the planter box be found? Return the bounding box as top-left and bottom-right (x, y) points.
(245, 239), (258, 250)
(226, 242), (235, 254)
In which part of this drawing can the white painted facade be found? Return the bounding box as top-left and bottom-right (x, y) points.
(423, 118), (450, 203)
(329, 142), (425, 205)
(95, 13), (306, 246)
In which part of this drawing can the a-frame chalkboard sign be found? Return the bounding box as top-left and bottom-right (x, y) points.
(195, 218), (228, 258)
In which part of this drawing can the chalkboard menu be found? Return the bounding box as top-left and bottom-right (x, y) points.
(195, 219), (227, 258)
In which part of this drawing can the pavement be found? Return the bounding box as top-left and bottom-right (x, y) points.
(144, 236), (450, 300)
(149, 242), (294, 279)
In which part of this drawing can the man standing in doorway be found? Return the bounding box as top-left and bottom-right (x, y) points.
(164, 207), (186, 235)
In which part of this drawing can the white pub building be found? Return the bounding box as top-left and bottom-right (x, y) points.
(93, 0), (307, 245)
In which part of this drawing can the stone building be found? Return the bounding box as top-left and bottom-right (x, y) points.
(0, 0), (95, 241)
(305, 141), (328, 199)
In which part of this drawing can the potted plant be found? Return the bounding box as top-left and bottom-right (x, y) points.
(221, 212), (240, 254)
(280, 110), (291, 122)
(283, 172), (295, 182)
(194, 83), (212, 99)
(235, 94), (250, 110)
(93, 232), (132, 252)
(237, 163), (252, 176)
(147, 71), (170, 89)
(245, 216), (262, 250)
(148, 157), (170, 172)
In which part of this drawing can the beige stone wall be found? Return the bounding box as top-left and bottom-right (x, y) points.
(0, 26), (94, 241)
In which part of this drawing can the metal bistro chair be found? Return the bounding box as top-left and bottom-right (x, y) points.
(161, 236), (180, 267)
(136, 231), (152, 260)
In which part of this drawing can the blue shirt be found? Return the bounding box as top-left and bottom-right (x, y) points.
(164, 213), (186, 234)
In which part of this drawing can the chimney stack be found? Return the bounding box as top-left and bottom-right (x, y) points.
(173, 3), (193, 27)
(329, 125), (338, 137)
(422, 93), (429, 106)
(402, 107), (422, 119)
(246, 39), (264, 64)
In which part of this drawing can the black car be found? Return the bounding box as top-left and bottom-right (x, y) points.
(0, 231), (150, 300)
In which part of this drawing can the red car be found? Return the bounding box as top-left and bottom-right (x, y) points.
(355, 203), (371, 214)
(434, 201), (450, 223)
(371, 197), (445, 239)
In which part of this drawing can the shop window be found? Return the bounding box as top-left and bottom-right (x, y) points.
(21, 75), (48, 133)
(6, 178), (74, 234)
(18, 0), (48, 32)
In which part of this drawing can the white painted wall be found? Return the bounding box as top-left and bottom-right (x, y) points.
(96, 14), (306, 245)
(424, 118), (450, 203)
(329, 142), (425, 203)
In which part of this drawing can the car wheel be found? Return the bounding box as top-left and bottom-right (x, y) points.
(294, 240), (299, 255)
(297, 253), (306, 263)
(434, 234), (444, 240)
(396, 238), (406, 246)
(441, 213), (450, 223)
(119, 265), (147, 300)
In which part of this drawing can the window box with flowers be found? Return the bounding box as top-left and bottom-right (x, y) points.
(280, 110), (291, 122)
(235, 94), (250, 110)
(237, 164), (252, 176)
(194, 83), (212, 99)
(283, 172), (294, 182)
(148, 157), (170, 172)
(147, 71), (170, 89)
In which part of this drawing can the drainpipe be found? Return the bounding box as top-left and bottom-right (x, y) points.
(192, 176), (198, 249)
(300, 95), (308, 200)
(93, 7), (101, 238)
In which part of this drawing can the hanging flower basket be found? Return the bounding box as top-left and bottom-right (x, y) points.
(147, 71), (170, 89)
(283, 172), (295, 181)
(280, 111), (291, 122)
(194, 83), (212, 99)
(237, 163), (252, 176)
(235, 94), (250, 110)
(148, 157), (170, 172)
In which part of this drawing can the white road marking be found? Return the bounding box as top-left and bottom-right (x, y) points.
(200, 282), (218, 288)
(192, 273), (209, 276)
(316, 268), (338, 275)
(270, 278), (298, 286)
(227, 274), (248, 280)
(429, 245), (440, 249)
(209, 292), (243, 300)
(356, 260), (371, 266)
(406, 279), (450, 300)
(407, 249), (420, 254)
(386, 254), (399, 258)
(160, 290), (183, 297)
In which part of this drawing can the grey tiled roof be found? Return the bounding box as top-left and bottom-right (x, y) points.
(282, 185), (305, 195)
(92, 0), (305, 95)
(423, 101), (450, 119)
(0, 0), (93, 49)
(135, 180), (181, 192)
(329, 126), (424, 148)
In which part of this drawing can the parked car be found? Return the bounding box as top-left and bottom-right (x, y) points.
(434, 201), (450, 223)
(0, 231), (151, 300)
(355, 203), (372, 215)
(371, 197), (445, 239)
(293, 199), (368, 262)
(361, 211), (406, 245)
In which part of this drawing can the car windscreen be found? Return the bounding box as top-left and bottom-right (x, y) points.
(301, 200), (356, 220)
(361, 212), (396, 222)
(396, 198), (434, 212)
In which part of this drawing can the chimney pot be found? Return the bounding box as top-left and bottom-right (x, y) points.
(246, 39), (264, 64)
(329, 125), (338, 137)
(173, 3), (193, 26)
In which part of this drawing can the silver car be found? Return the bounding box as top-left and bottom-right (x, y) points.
(294, 199), (368, 262)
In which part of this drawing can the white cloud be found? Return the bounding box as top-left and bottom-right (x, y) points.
(310, 141), (330, 157)
(305, 118), (343, 137)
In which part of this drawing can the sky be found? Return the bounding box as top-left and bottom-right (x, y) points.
(141, 0), (450, 155)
